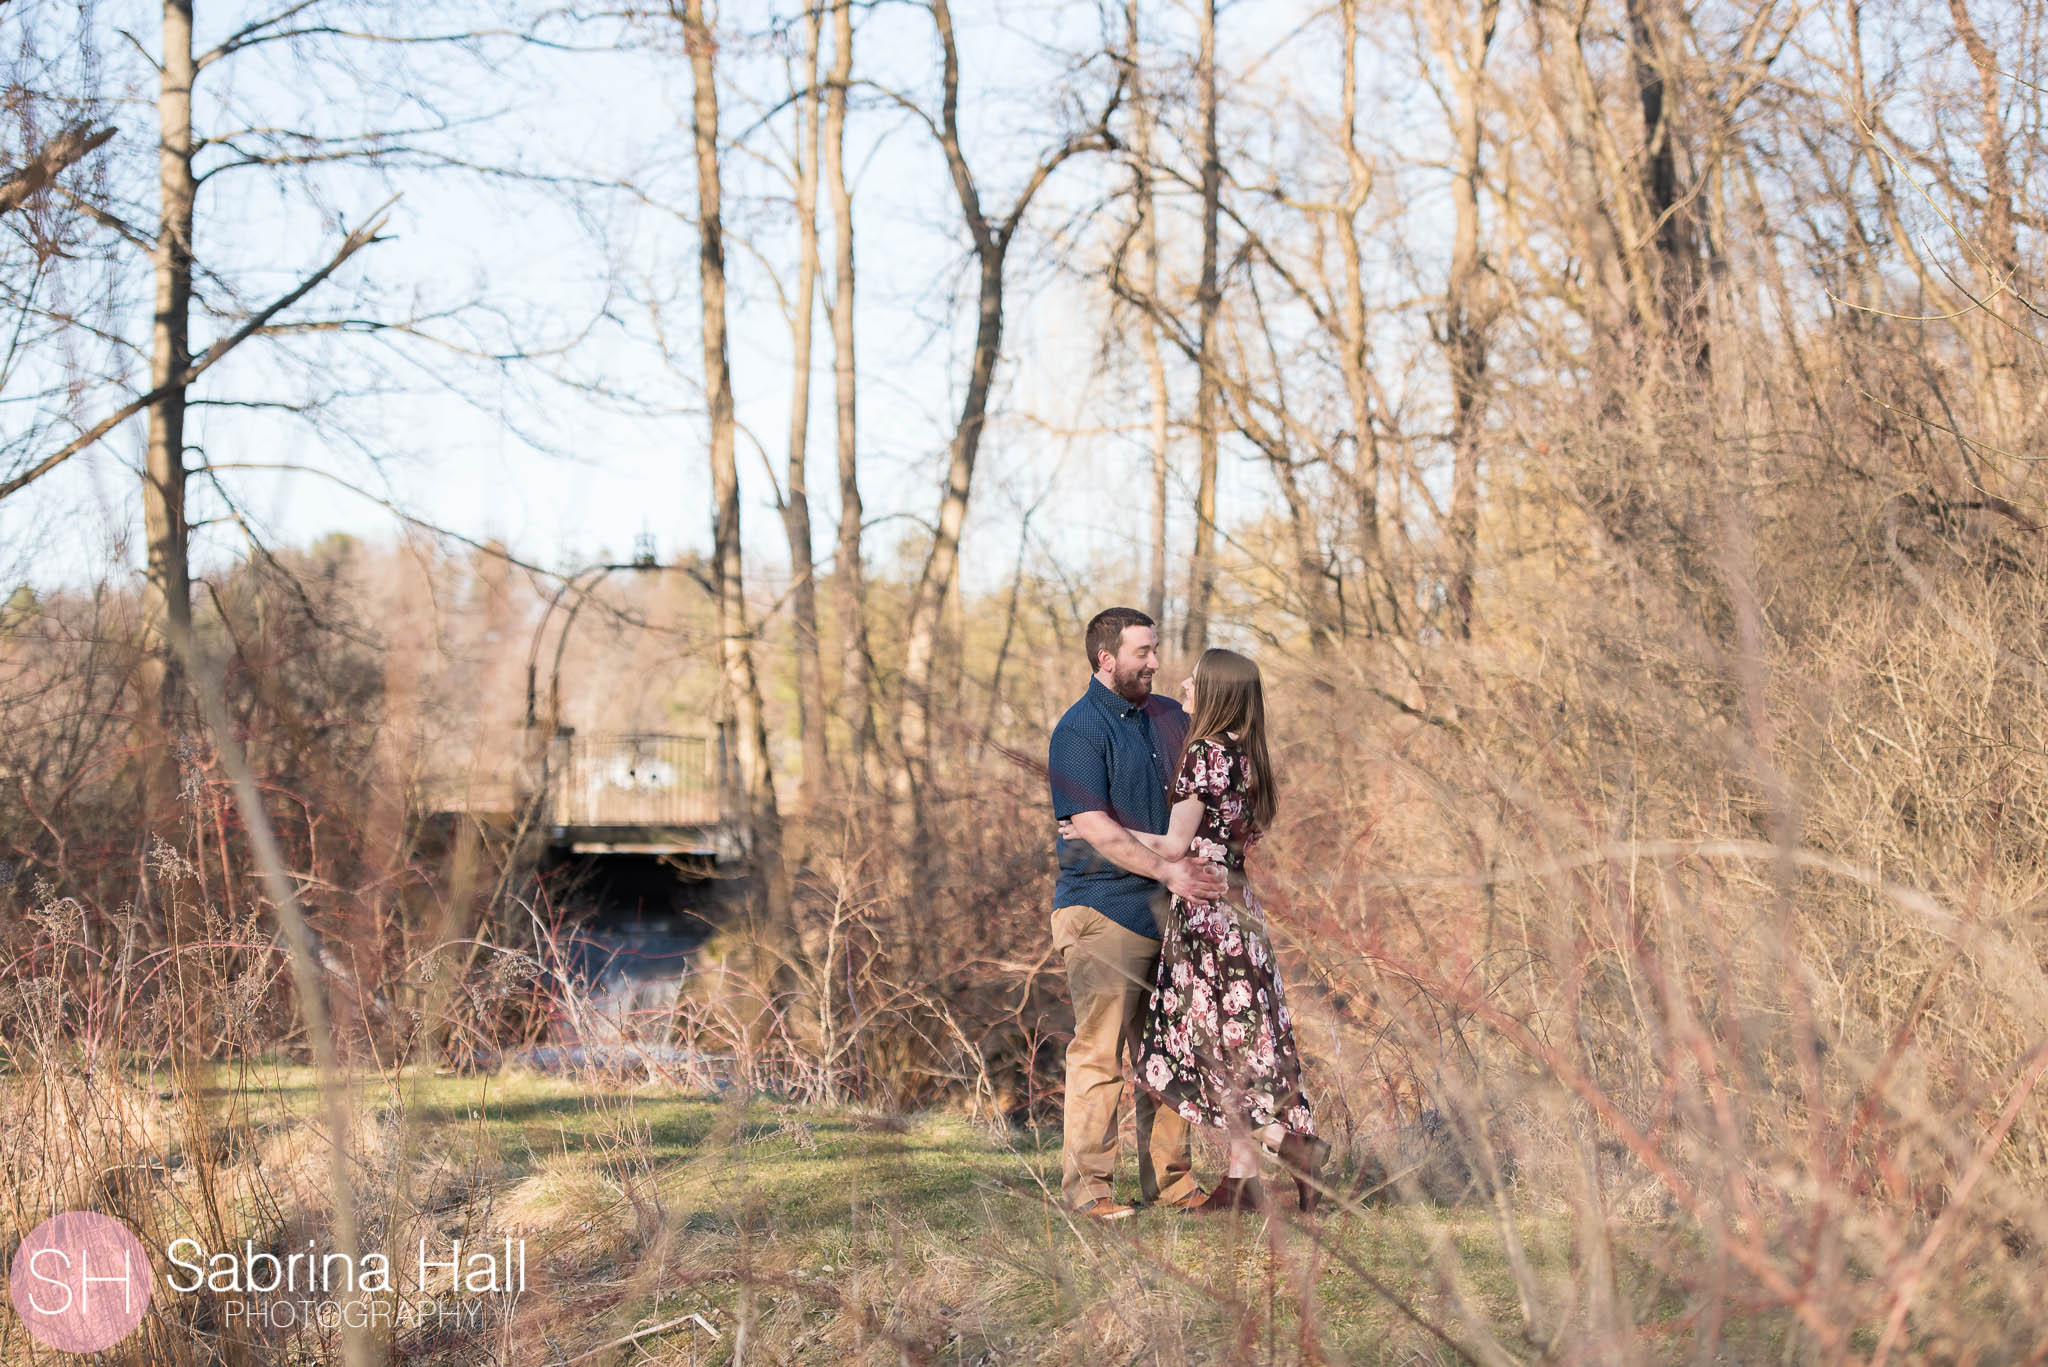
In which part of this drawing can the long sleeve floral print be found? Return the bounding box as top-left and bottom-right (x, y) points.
(1135, 737), (1316, 1140)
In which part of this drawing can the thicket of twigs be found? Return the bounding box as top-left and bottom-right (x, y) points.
(9, 298), (2048, 1360)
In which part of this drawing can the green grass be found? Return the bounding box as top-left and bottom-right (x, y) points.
(126, 1063), (1785, 1364)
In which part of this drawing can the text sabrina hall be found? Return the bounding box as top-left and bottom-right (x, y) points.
(164, 1236), (528, 1296)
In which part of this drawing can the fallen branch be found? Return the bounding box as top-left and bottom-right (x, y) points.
(548, 1311), (720, 1364)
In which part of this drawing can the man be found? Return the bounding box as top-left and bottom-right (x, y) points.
(1046, 606), (1229, 1218)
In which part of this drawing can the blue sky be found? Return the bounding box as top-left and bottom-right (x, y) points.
(3, 0), (2001, 616)
(4, 4), (1277, 594)
(1, 0), (1479, 613)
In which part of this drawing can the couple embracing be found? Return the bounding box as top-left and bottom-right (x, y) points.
(1047, 606), (1329, 1218)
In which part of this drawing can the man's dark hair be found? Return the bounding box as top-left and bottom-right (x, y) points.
(1084, 606), (1155, 671)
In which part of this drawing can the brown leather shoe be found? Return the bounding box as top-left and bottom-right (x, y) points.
(1276, 1133), (1333, 1214)
(1153, 1185), (1209, 1211)
(1073, 1196), (1135, 1220)
(1188, 1175), (1268, 1214)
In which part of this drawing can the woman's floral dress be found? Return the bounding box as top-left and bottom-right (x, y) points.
(1136, 736), (1317, 1140)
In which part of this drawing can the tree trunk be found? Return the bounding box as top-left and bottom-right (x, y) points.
(1434, 0), (1498, 638)
(1532, 0), (1637, 347)
(894, 0), (1116, 927)
(684, 0), (793, 959)
(1337, 0), (1393, 635)
(780, 1), (829, 816)
(1126, 0), (1170, 626)
(898, 243), (1004, 804)
(899, 0), (1012, 804)
(1182, 0), (1221, 657)
(143, 0), (196, 734)
(1625, 0), (1705, 374)
(1947, 0), (2024, 456)
(824, 0), (873, 792)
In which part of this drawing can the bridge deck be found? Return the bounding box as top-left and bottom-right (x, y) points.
(546, 731), (737, 858)
(421, 729), (741, 863)
(549, 823), (732, 858)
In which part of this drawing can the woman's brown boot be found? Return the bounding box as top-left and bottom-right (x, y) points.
(1189, 1174), (1268, 1214)
(1277, 1133), (1333, 1214)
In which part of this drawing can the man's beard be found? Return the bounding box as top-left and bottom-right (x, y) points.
(1112, 663), (1154, 700)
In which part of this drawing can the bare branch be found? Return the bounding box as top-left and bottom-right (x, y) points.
(0, 199), (397, 503)
(0, 123), (115, 216)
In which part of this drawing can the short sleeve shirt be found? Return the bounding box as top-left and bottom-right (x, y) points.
(1047, 677), (1189, 938)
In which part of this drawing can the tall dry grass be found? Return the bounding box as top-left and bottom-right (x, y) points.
(7, 309), (2048, 1362)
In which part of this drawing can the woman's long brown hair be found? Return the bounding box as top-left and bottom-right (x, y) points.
(1182, 648), (1276, 832)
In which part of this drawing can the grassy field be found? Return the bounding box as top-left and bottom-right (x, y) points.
(78, 1062), (1783, 1366)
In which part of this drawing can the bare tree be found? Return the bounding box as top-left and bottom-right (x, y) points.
(778, 0), (830, 816)
(1526, 0), (1731, 378)
(1424, 0), (1500, 638)
(1217, 271), (1338, 653)
(1624, 0), (1706, 374)
(1, 1), (537, 753)
(892, 0), (1123, 813)
(1182, 0), (1222, 656)
(1945, 0), (2026, 457)
(140, 0), (199, 729)
(682, 0), (794, 956)
(1336, 0), (1397, 634)
(1123, 0), (1172, 626)
(0, 9), (121, 522)
(1529, 0), (1645, 353)
(823, 0), (874, 794)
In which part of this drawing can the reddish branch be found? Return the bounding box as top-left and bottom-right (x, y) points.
(0, 122), (114, 216)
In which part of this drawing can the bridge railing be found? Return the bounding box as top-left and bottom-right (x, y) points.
(547, 731), (724, 828)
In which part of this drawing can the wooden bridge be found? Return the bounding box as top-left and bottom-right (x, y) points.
(420, 727), (744, 867)
(541, 729), (741, 861)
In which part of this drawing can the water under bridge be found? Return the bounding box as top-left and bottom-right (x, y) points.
(423, 727), (747, 1056)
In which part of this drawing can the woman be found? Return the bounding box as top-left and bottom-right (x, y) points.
(1130, 647), (1328, 1213)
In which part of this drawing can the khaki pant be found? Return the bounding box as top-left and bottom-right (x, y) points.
(1052, 904), (1196, 1209)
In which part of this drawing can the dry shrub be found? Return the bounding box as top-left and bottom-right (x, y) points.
(10, 308), (2048, 1362)
(1188, 338), (2048, 1357)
